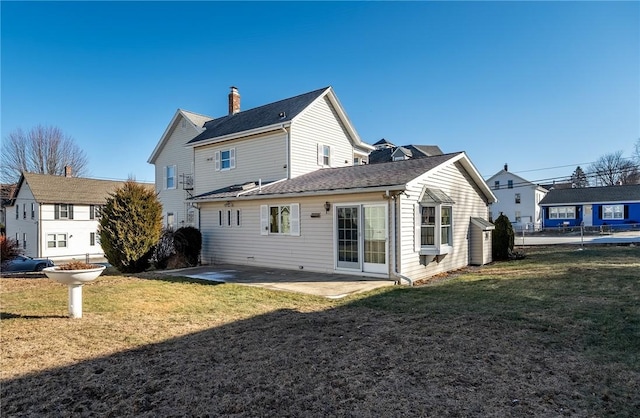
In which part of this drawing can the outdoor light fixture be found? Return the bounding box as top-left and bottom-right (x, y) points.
(324, 202), (331, 213)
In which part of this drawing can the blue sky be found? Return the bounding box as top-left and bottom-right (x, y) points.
(2, 1), (638, 184)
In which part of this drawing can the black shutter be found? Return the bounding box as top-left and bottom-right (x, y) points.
(54, 204), (60, 220)
(69, 204), (74, 220)
(624, 205), (629, 219)
(90, 205), (94, 220)
(598, 206), (602, 219)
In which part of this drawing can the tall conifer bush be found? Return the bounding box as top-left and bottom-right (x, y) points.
(99, 180), (162, 273)
(492, 214), (515, 261)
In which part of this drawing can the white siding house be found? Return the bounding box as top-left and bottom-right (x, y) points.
(150, 86), (496, 283)
(485, 164), (547, 231)
(5, 172), (152, 262)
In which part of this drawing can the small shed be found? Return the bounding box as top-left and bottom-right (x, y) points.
(470, 217), (494, 265)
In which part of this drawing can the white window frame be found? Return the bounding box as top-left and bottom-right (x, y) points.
(317, 144), (331, 167)
(165, 165), (176, 190)
(260, 204), (300, 236)
(515, 193), (521, 204)
(508, 180), (513, 189)
(416, 204), (453, 255)
(47, 233), (68, 248)
(602, 205), (624, 220)
(31, 203), (35, 219)
(167, 212), (175, 230)
(22, 233), (27, 249)
(494, 181), (500, 190)
(549, 206), (576, 219)
(215, 149), (236, 171)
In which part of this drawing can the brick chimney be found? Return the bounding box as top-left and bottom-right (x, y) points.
(64, 165), (72, 177)
(228, 86), (240, 115)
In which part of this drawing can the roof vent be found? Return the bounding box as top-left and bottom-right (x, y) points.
(279, 111), (286, 119)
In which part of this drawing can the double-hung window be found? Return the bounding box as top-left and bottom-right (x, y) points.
(602, 205), (624, 220)
(165, 165), (176, 189)
(317, 144), (331, 167)
(47, 233), (67, 248)
(260, 204), (300, 236)
(215, 149), (236, 171)
(416, 188), (455, 256)
(549, 206), (575, 219)
(494, 181), (500, 190)
(54, 204), (73, 219)
(508, 180), (513, 189)
(515, 193), (521, 204)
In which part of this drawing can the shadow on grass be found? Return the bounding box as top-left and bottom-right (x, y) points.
(2, 273), (639, 417)
(0, 312), (67, 320)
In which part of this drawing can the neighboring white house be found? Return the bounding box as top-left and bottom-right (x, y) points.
(4, 171), (152, 262)
(150, 86), (496, 283)
(485, 164), (548, 231)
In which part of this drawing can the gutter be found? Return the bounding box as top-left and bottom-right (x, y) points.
(193, 184), (407, 203)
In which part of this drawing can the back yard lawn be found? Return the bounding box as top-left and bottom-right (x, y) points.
(2, 246), (639, 416)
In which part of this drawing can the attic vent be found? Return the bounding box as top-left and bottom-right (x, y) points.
(279, 111), (286, 119)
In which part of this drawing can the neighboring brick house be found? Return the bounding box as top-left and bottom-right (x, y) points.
(149, 86), (496, 283)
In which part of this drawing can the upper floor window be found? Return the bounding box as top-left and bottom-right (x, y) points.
(165, 165), (176, 189)
(54, 204), (74, 220)
(494, 181), (500, 190)
(90, 205), (102, 220)
(317, 144), (331, 167)
(215, 149), (236, 171)
(16, 205), (19, 219)
(602, 205), (624, 220)
(549, 206), (575, 219)
(23, 204), (26, 219)
(31, 203), (35, 219)
(515, 193), (521, 204)
(508, 180), (513, 189)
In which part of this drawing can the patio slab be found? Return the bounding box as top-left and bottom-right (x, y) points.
(161, 264), (396, 298)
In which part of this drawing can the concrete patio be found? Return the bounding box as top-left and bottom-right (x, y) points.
(160, 264), (396, 299)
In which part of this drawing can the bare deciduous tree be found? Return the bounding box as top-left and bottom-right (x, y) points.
(1, 125), (89, 183)
(588, 150), (639, 186)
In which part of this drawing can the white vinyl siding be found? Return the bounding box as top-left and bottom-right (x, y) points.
(290, 96), (355, 178)
(154, 114), (200, 229)
(199, 194), (382, 274)
(401, 161), (491, 280)
(194, 132), (287, 196)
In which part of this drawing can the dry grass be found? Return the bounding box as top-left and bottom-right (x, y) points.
(1, 245), (639, 416)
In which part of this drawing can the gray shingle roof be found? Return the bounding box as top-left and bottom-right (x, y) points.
(187, 87), (330, 145)
(20, 172), (154, 205)
(369, 144), (443, 164)
(192, 153), (463, 200)
(539, 184), (640, 205)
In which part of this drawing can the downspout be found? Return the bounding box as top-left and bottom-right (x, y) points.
(280, 125), (290, 178)
(387, 190), (413, 286)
